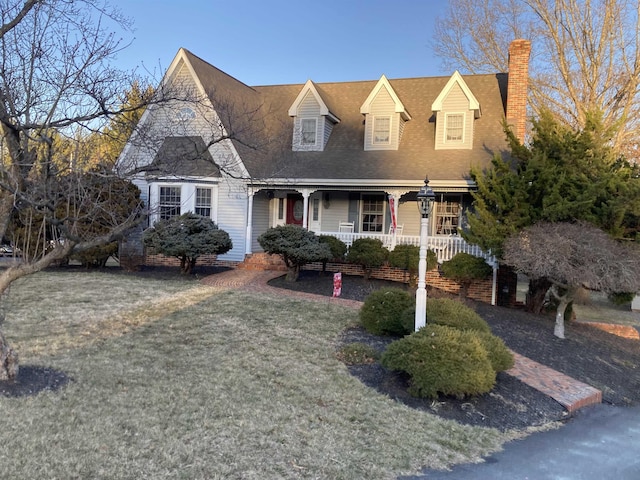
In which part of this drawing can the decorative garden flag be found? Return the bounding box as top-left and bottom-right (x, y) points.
(333, 272), (342, 297)
(388, 195), (397, 233)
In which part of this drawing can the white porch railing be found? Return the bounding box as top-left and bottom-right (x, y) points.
(321, 231), (496, 266)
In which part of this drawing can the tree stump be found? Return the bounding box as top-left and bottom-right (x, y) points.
(0, 331), (18, 381)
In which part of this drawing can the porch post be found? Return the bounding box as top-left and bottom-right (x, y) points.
(388, 193), (400, 250)
(245, 187), (254, 255)
(301, 189), (310, 229)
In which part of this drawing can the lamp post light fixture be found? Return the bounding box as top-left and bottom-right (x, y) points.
(415, 177), (435, 331)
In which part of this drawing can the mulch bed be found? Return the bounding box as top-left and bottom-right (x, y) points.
(268, 270), (640, 431)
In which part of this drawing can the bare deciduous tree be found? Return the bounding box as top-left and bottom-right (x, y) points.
(433, 0), (640, 158)
(0, 0), (151, 380)
(503, 222), (640, 338)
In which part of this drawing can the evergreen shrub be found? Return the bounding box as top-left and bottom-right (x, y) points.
(380, 324), (496, 398)
(346, 238), (388, 280)
(426, 298), (491, 333)
(475, 331), (514, 372)
(359, 288), (414, 336)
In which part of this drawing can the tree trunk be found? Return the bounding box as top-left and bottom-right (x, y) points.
(554, 298), (569, 339)
(285, 264), (300, 282)
(526, 278), (552, 314)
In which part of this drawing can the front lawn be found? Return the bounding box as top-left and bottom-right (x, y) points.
(0, 270), (508, 479)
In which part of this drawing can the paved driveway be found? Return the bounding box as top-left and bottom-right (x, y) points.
(402, 404), (640, 480)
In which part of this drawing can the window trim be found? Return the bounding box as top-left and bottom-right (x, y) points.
(194, 186), (213, 218)
(360, 194), (385, 232)
(300, 117), (318, 146)
(158, 185), (182, 221)
(444, 112), (465, 144)
(434, 195), (462, 236)
(372, 115), (392, 145)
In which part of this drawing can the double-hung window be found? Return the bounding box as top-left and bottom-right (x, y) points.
(362, 194), (385, 232)
(445, 113), (464, 142)
(301, 118), (317, 145)
(195, 187), (212, 218)
(159, 186), (181, 220)
(373, 116), (391, 144)
(435, 196), (461, 235)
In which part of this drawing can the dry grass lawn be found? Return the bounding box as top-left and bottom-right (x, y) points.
(0, 270), (510, 479)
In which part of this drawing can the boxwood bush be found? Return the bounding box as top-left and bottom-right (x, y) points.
(380, 324), (496, 398)
(359, 288), (414, 336)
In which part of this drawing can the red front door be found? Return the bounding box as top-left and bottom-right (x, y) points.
(286, 194), (304, 225)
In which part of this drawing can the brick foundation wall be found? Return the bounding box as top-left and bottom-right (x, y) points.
(145, 253), (239, 269)
(302, 260), (494, 304)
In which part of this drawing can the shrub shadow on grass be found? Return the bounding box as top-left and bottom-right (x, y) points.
(0, 365), (71, 398)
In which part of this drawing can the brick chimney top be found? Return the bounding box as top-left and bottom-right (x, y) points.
(506, 39), (531, 142)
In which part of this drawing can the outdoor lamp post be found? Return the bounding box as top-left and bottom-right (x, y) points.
(415, 177), (435, 331)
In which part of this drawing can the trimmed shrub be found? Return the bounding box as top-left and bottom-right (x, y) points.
(387, 245), (437, 286)
(360, 288), (414, 336)
(258, 225), (332, 281)
(318, 235), (348, 273)
(336, 342), (380, 365)
(346, 238), (388, 280)
(380, 324), (496, 399)
(319, 235), (348, 260)
(143, 213), (232, 274)
(426, 298), (491, 333)
(475, 331), (514, 372)
(441, 253), (492, 298)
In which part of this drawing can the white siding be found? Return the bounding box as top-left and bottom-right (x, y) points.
(215, 178), (248, 262)
(434, 83), (474, 150)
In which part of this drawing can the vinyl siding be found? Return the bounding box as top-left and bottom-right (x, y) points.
(319, 192), (351, 231)
(215, 178), (248, 262)
(251, 192), (270, 252)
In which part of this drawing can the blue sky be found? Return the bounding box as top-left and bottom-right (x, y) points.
(111, 0), (451, 86)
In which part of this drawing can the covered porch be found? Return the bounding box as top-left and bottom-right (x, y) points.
(317, 229), (496, 265)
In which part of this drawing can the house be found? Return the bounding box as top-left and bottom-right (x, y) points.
(118, 39), (531, 285)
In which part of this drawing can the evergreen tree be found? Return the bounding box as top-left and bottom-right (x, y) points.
(465, 110), (640, 311)
(466, 110), (640, 254)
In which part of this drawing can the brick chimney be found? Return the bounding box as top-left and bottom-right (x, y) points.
(506, 39), (531, 142)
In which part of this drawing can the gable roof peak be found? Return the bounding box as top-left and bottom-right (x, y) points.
(288, 79), (340, 122)
(360, 74), (411, 120)
(432, 70), (481, 117)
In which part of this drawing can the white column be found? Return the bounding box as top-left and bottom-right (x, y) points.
(415, 215), (429, 331)
(245, 188), (254, 255)
(301, 189), (310, 229)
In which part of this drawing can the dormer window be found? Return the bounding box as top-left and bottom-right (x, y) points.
(373, 116), (391, 144)
(360, 75), (411, 151)
(445, 114), (464, 143)
(301, 118), (317, 145)
(432, 71), (480, 151)
(288, 80), (340, 152)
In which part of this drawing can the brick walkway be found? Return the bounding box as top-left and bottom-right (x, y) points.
(201, 268), (602, 413)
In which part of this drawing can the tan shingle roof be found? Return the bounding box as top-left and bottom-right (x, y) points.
(182, 49), (509, 185)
